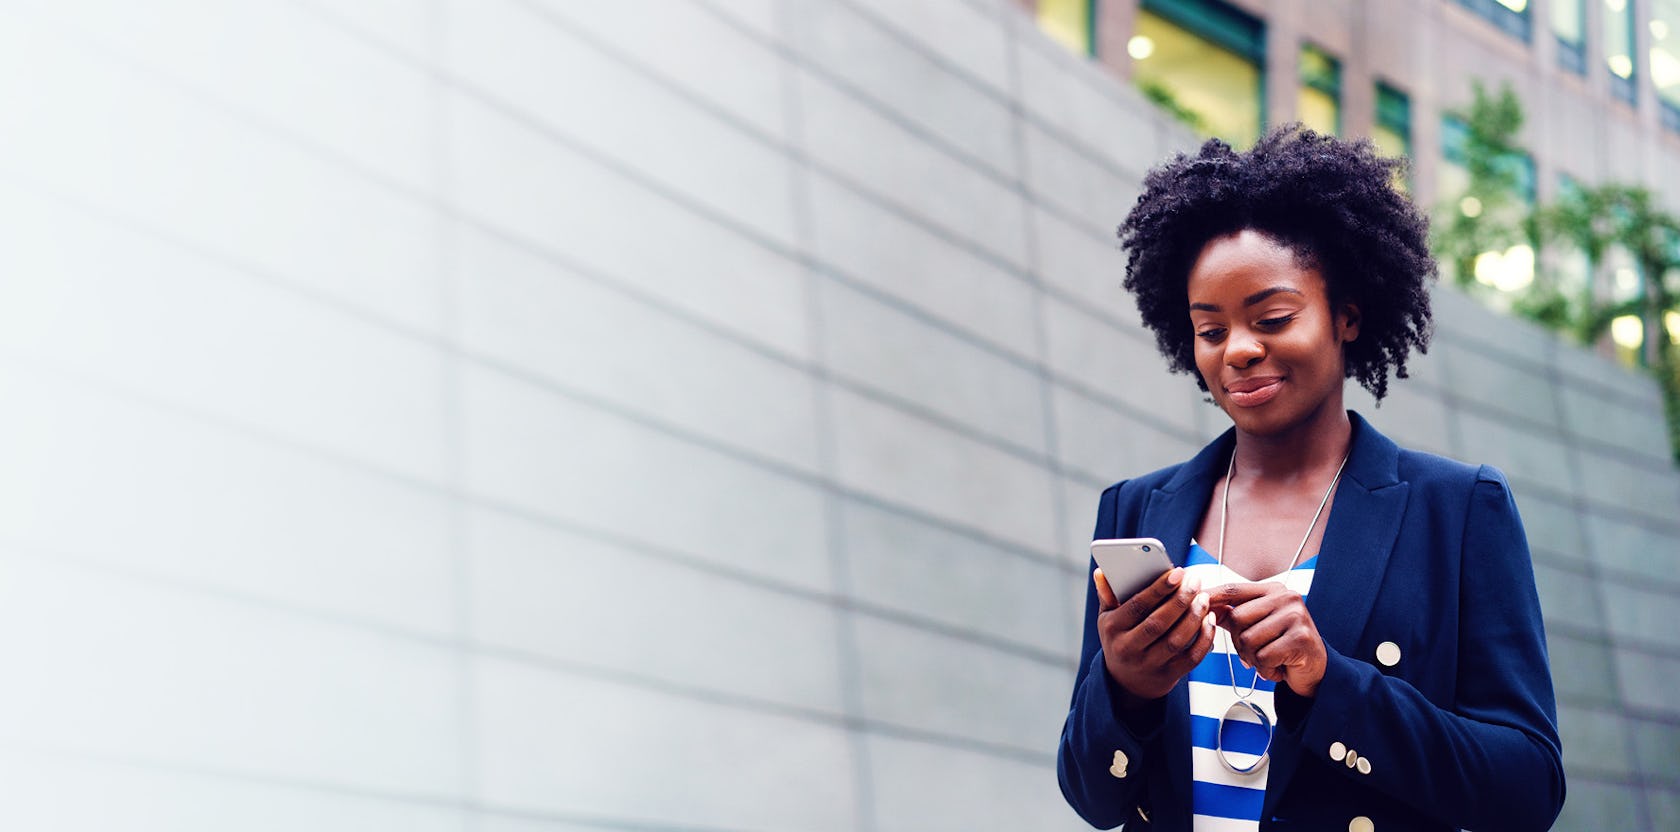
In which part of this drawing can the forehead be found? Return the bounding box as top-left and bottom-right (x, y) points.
(1186, 229), (1326, 300)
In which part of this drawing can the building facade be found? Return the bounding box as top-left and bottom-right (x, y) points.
(0, 1), (1674, 831)
(1031, 0), (1680, 211)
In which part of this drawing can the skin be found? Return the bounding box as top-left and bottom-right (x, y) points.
(1096, 229), (1362, 702)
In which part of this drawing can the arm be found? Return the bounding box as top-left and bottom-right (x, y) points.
(1057, 483), (1202, 829)
(1274, 466), (1565, 831)
(1057, 555), (1167, 829)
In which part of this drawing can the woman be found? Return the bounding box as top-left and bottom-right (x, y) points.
(1056, 127), (1564, 831)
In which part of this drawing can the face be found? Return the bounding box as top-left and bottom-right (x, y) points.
(1186, 229), (1359, 437)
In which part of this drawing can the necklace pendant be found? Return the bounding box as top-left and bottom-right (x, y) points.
(1216, 699), (1273, 776)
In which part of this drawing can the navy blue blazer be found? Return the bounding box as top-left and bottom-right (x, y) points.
(1057, 412), (1564, 831)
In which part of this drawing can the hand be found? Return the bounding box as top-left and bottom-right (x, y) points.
(1209, 582), (1327, 698)
(1093, 566), (1216, 704)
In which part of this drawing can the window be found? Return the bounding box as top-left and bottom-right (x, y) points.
(1374, 82), (1412, 158)
(1553, 0), (1587, 74)
(1037, 0), (1095, 56)
(1442, 113), (1536, 292)
(1299, 44), (1341, 136)
(1456, 0), (1532, 42)
(1652, 0), (1680, 129)
(1606, 0), (1638, 105)
(1131, 0), (1266, 147)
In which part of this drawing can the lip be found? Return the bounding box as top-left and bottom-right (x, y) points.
(1223, 376), (1284, 407)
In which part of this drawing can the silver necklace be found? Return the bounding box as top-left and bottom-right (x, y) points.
(1213, 446), (1349, 776)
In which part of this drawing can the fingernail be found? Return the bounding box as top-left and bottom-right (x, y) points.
(1186, 576), (1202, 595)
(1168, 567), (1184, 586)
(1194, 592), (1209, 613)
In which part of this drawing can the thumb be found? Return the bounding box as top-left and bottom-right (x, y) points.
(1093, 568), (1119, 608)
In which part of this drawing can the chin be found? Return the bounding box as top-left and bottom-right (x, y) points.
(1220, 398), (1301, 436)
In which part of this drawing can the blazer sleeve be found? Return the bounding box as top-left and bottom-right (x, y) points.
(1274, 465), (1565, 832)
(1057, 482), (1168, 830)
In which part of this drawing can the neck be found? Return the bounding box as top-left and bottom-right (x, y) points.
(1230, 400), (1353, 483)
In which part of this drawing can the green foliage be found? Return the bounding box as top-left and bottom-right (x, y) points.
(1431, 81), (1534, 292)
(1429, 81), (1680, 463)
(1136, 79), (1206, 133)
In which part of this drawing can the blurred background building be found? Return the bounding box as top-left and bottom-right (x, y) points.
(0, 0), (1674, 830)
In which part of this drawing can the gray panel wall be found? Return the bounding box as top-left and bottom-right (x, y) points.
(0, 0), (1673, 829)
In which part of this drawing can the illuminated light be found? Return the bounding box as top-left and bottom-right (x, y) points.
(1460, 195), (1484, 217)
(1667, 310), (1680, 343)
(1653, 19), (1671, 40)
(1473, 246), (1536, 292)
(1496, 0), (1528, 11)
(1616, 266), (1639, 291)
(1607, 0), (1627, 12)
(1128, 35), (1155, 60)
(1650, 46), (1680, 88)
(1609, 54), (1635, 78)
(1496, 245), (1535, 292)
(1611, 315), (1644, 348)
(1474, 251), (1504, 285)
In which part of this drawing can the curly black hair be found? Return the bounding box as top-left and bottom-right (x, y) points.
(1118, 124), (1435, 401)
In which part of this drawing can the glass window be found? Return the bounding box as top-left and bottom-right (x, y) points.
(1456, 0), (1532, 42)
(1299, 44), (1341, 136)
(1442, 113), (1536, 292)
(1132, 0), (1266, 147)
(1038, 0), (1093, 56)
(1652, 0), (1680, 129)
(1553, 0), (1587, 73)
(1374, 82), (1412, 158)
(1606, 0), (1638, 104)
(1441, 114), (1533, 201)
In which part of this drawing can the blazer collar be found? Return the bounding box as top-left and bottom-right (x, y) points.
(1140, 411), (1411, 821)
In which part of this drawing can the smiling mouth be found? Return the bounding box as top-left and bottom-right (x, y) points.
(1224, 377), (1284, 407)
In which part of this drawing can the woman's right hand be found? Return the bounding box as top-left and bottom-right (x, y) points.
(1094, 566), (1215, 704)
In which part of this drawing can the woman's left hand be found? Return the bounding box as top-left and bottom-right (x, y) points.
(1209, 582), (1327, 698)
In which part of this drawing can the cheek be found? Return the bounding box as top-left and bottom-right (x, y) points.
(1192, 341), (1223, 386)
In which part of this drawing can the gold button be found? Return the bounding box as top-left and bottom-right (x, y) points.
(1329, 741), (1347, 761)
(1376, 641), (1401, 667)
(1345, 749), (1359, 768)
(1357, 756), (1372, 775)
(1349, 816), (1374, 832)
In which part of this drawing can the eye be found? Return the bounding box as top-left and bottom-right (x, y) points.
(1195, 328), (1226, 342)
(1257, 314), (1297, 329)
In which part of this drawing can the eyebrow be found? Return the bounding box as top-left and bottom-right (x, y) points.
(1188, 285), (1305, 312)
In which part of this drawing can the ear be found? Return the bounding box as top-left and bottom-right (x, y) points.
(1337, 302), (1361, 344)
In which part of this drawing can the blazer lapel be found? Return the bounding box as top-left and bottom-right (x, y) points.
(1143, 428), (1234, 569)
(1261, 412), (1411, 820)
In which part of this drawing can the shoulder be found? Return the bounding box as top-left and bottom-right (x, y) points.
(1394, 446), (1518, 516)
(1102, 459), (1193, 507)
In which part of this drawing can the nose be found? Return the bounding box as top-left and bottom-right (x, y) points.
(1226, 330), (1264, 369)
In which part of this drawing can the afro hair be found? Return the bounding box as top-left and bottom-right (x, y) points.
(1118, 124), (1435, 402)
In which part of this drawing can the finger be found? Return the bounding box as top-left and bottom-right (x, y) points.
(1142, 590), (1212, 664)
(1126, 573), (1202, 651)
(1227, 613), (1292, 672)
(1207, 581), (1276, 608)
(1228, 605), (1295, 658)
(1112, 567), (1186, 631)
(1164, 609), (1218, 677)
(1253, 630), (1314, 674)
(1218, 586), (1294, 632)
(1093, 568), (1119, 610)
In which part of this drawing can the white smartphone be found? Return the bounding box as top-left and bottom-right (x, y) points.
(1090, 537), (1175, 603)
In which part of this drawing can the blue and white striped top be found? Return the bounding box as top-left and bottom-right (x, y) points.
(1183, 540), (1318, 832)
